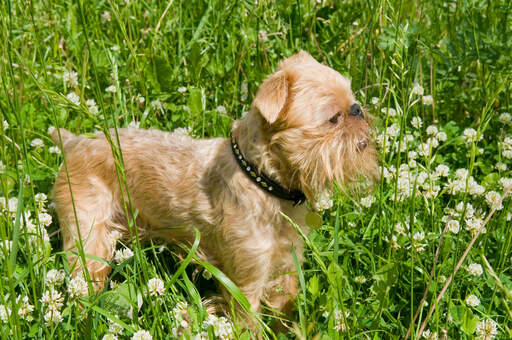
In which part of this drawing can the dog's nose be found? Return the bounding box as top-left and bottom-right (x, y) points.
(349, 103), (364, 118)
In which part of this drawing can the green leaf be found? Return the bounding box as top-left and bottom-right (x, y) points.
(187, 87), (205, 116)
(308, 275), (319, 301)
(461, 308), (479, 335)
(482, 172), (499, 189)
(154, 56), (174, 92)
(449, 304), (464, 325)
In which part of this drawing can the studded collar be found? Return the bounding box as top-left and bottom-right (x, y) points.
(230, 134), (306, 206)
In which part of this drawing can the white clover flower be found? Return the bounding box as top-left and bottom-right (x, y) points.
(475, 319), (498, 340)
(467, 263), (483, 277)
(498, 112), (511, 125)
(102, 10), (111, 22)
(7, 197), (18, 214)
(31, 138), (44, 149)
(376, 134), (389, 152)
(463, 128), (481, 143)
(382, 166), (393, 181)
(434, 164), (449, 177)
(114, 247), (134, 263)
(128, 121), (140, 129)
(466, 217), (484, 234)
(316, 190), (333, 210)
(178, 86), (187, 93)
(386, 123), (400, 138)
(216, 105), (227, 114)
(35, 193), (47, 209)
(41, 288), (64, 312)
(2, 120), (8, 130)
(446, 220), (460, 234)
(413, 231), (425, 242)
(86, 99), (99, 115)
(404, 134), (415, 145)
(203, 314), (234, 339)
(390, 235), (400, 250)
(38, 212), (53, 227)
(408, 151), (417, 160)
(131, 330), (152, 340)
(105, 85), (116, 93)
(66, 92), (81, 106)
(485, 191), (503, 210)
(422, 95), (433, 105)
(423, 183), (440, 199)
(468, 177), (485, 196)
(63, 71), (78, 87)
(151, 100), (163, 112)
(44, 309), (63, 325)
(381, 107), (397, 117)
(17, 296), (34, 319)
(68, 275), (88, 298)
(418, 142), (430, 157)
(49, 146), (61, 154)
(46, 269), (66, 286)
(102, 335), (118, 340)
(193, 332), (208, 340)
(0, 305), (10, 322)
(455, 168), (469, 180)
(173, 127), (192, 136)
(111, 45), (120, 52)
(499, 177), (512, 190)
(147, 278), (165, 296)
(436, 131), (447, 142)
(411, 82), (424, 96)
(137, 95), (145, 105)
(360, 195), (375, 208)
(371, 97), (379, 105)
(411, 116), (422, 129)
(427, 137), (439, 149)
(422, 330), (437, 340)
(240, 81), (248, 102)
(333, 309), (350, 332)
(417, 171), (428, 185)
(108, 317), (124, 335)
(465, 294), (480, 307)
(395, 222), (408, 235)
(456, 202), (474, 218)
(354, 276), (367, 284)
(496, 162), (507, 171)
(426, 125), (438, 136)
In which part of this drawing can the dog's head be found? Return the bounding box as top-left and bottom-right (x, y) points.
(251, 51), (379, 203)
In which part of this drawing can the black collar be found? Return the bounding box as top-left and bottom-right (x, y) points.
(230, 134), (306, 206)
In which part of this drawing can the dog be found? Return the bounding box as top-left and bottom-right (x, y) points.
(51, 51), (379, 325)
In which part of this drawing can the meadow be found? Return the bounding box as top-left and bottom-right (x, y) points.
(1, 0), (512, 339)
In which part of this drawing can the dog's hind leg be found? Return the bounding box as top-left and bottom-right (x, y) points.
(53, 175), (118, 291)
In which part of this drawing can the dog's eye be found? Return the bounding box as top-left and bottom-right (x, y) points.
(329, 112), (342, 124)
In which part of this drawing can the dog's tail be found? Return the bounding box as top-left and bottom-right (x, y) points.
(50, 128), (80, 152)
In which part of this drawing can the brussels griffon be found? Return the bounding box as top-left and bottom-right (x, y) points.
(51, 51), (378, 320)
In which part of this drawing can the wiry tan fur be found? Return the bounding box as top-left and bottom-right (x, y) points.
(51, 51), (379, 326)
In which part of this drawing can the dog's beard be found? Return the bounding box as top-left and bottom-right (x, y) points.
(272, 123), (379, 206)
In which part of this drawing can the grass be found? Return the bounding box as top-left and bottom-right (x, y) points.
(1, 0), (512, 339)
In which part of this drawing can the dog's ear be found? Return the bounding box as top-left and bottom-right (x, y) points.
(253, 70), (288, 124)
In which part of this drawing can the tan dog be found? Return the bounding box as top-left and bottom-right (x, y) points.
(51, 51), (378, 321)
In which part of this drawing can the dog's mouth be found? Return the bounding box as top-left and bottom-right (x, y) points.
(357, 138), (368, 152)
